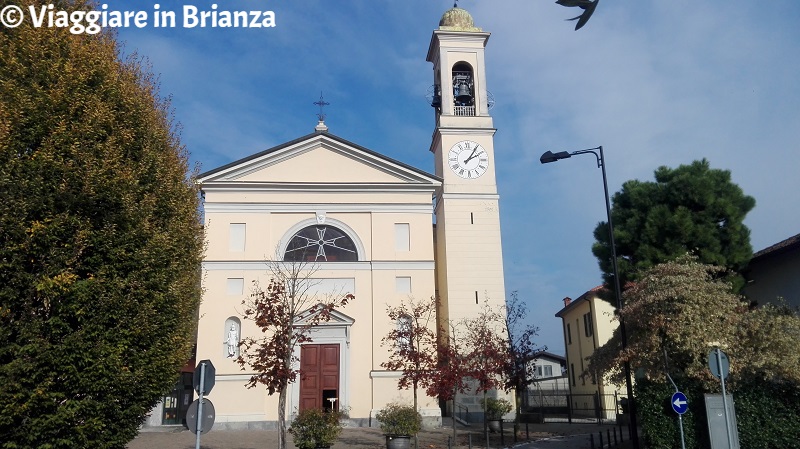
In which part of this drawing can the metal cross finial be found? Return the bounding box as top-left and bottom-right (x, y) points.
(314, 92), (330, 122)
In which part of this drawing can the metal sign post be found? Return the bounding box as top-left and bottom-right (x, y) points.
(710, 348), (735, 449)
(190, 359), (216, 449)
(196, 361), (205, 449)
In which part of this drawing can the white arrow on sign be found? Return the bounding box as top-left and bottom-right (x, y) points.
(671, 391), (689, 414)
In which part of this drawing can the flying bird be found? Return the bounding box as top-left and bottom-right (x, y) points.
(556, 0), (599, 30)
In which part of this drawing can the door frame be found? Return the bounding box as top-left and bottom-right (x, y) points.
(290, 309), (353, 418)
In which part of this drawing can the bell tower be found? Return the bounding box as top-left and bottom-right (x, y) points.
(428, 6), (506, 326)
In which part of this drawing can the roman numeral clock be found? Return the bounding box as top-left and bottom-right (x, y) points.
(448, 140), (489, 179)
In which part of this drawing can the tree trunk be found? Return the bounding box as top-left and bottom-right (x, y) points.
(483, 390), (489, 449)
(451, 396), (457, 442)
(413, 380), (418, 449)
(278, 386), (287, 449)
(514, 386), (522, 438)
(279, 333), (293, 449)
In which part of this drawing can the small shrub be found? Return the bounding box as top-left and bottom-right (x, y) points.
(289, 408), (344, 449)
(376, 403), (422, 436)
(480, 397), (513, 420)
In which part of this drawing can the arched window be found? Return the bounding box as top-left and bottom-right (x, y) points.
(452, 62), (475, 115)
(283, 225), (358, 262)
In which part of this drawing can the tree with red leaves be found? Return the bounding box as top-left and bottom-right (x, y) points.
(461, 301), (511, 440)
(237, 261), (353, 449)
(380, 296), (438, 417)
(501, 291), (545, 431)
(427, 319), (471, 441)
(463, 301), (509, 396)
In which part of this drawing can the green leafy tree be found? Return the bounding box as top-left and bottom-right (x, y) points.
(589, 255), (800, 387)
(735, 301), (800, 383)
(588, 255), (744, 387)
(589, 256), (800, 448)
(593, 159), (755, 294)
(0, 1), (204, 447)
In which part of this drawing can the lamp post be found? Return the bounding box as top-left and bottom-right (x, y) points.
(540, 146), (640, 449)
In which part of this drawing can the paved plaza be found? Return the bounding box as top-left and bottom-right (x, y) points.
(128, 421), (629, 449)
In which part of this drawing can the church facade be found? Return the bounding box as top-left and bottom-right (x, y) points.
(194, 6), (507, 428)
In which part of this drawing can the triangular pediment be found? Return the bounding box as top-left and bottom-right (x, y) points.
(198, 132), (440, 187)
(293, 306), (354, 327)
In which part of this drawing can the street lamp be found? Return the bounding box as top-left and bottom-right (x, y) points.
(540, 146), (640, 449)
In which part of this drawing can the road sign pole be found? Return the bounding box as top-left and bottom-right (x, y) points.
(664, 351), (687, 449)
(716, 348), (734, 449)
(196, 361), (205, 449)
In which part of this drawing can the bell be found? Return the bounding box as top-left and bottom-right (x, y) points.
(455, 83), (472, 104)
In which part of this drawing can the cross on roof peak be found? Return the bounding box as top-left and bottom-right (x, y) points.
(314, 92), (330, 122)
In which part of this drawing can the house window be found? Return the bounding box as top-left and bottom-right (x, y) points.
(226, 278), (244, 295)
(229, 223), (246, 252)
(396, 276), (412, 294)
(570, 363), (576, 386)
(395, 223), (410, 251)
(567, 323), (572, 345)
(583, 312), (594, 337)
(536, 365), (553, 378)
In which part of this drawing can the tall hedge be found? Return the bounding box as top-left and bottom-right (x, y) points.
(637, 377), (800, 449)
(0, 1), (203, 447)
(734, 377), (800, 449)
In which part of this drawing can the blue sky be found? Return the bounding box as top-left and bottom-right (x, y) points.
(113, 0), (800, 355)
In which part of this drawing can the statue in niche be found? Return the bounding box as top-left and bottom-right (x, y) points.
(226, 323), (238, 358)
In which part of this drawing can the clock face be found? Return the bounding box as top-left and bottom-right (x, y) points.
(448, 140), (489, 179)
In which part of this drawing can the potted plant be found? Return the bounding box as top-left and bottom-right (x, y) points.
(375, 403), (422, 449)
(289, 408), (344, 449)
(480, 397), (512, 433)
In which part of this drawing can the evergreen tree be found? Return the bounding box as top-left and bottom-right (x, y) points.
(593, 159), (755, 294)
(0, 1), (204, 447)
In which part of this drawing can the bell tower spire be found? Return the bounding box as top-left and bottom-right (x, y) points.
(427, 6), (492, 125)
(428, 6), (506, 326)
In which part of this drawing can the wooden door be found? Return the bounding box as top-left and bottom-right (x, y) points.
(299, 344), (340, 411)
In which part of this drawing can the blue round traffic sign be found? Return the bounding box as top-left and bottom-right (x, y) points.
(671, 392), (689, 415)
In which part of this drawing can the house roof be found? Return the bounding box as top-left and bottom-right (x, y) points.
(554, 285), (606, 318)
(751, 232), (800, 261)
(534, 351), (566, 364)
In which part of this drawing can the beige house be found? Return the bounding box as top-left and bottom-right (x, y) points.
(187, 6), (509, 429)
(555, 288), (624, 419)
